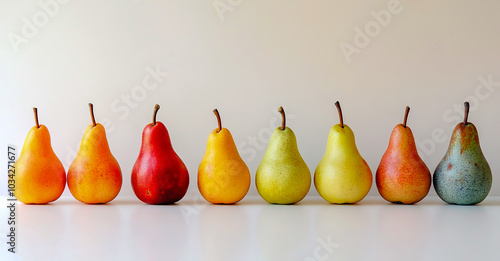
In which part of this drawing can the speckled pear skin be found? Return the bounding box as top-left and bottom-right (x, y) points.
(314, 124), (372, 204)
(256, 127), (311, 204)
(433, 122), (492, 205)
(376, 124), (431, 204)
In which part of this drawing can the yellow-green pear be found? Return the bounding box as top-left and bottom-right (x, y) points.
(256, 107), (311, 204)
(314, 101), (372, 204)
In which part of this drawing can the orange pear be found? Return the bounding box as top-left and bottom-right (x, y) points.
(67, 103), (122, 204)
(13, 108), (66, 204)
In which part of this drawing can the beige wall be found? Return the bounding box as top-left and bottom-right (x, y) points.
(1, 0), (500, 198)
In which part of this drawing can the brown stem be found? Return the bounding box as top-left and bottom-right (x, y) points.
(464, 101), (470, 125)
(213, 109), (222, 133)
(33, 107), (40, 128)
(152, 104), (160, 125)
(335, 101), (344, 128)
(403, 106), (410, 128)
(88, 103), (96, 127)
(278, 106), (286, 130)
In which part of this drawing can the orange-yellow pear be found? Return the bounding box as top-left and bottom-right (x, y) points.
(198, 109), (251, 204)
(13, 108), (66, 204)
(67, 103), (122, 204)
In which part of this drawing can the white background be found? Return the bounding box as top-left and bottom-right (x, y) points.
(2, 0), (500, 200)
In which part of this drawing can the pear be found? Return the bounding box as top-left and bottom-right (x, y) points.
(376, 106), (431, 204)
(67, 103), (122, 204)
(433, 102), (492, 205)
(256, 106), (311, 204)
(314, 101), (372, 204)
(198, 109), (251, 204)
(131, 104), (189, 204)
(13, 108), (66, 204)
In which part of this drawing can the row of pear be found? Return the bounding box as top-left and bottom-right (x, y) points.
(11, 101), (491, 205)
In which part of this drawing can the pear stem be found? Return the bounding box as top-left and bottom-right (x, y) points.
(33, 107), (40, 128)
(464, 101), (470, 125)
(278, 106), (286, 130)
(88, 103), (96, 127)
(213, 109), (222, 133)
(152, 104), (160, 126)
(403, 106), (410, 128)
(335, 101), (344, 128)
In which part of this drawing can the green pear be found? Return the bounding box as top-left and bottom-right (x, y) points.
(256, 106), (311, 204)
(314, 101), (372, 204)
(433, 102), (492, 205)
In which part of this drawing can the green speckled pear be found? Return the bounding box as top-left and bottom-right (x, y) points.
(433, 102), (492, 205)
(256, 107), (311, 204)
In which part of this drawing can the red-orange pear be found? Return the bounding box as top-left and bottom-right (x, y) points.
(376, 106), (431, 204)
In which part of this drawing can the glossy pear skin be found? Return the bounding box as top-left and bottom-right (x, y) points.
(314, 124), (372, 204)
(68, 123), (122, 204)
(13, 125), (66, 204)
(376, 124), (431, 204)
(256, 127), (311, 204)
(433, 123), (492, 205)
(198, 128), (251, 204)
(131, 122), (189, 204)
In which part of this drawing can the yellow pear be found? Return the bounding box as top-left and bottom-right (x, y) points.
(13, 108), (66, 204)
(198, 109), (251, 204)
(314, 101), (372, 204)
(67, 103), (122, 204)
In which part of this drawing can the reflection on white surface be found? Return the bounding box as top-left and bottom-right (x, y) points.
(256, 202), (314, 261)
(18, 204), (66, 260)
(313, 199), (376, 260)
(374, 203), (432, 261)
(429, 204), (498, 260)
(198, 204), (249, 261)
(68, 204), (122, 260)
(3, 196), (500, 261)
(129, 204), (188, 261)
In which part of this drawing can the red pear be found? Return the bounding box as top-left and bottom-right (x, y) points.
(131, 104), (189, 204)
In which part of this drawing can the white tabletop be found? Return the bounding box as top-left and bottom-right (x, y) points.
(1, 195), (499, 261)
